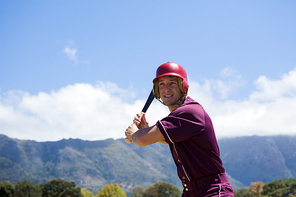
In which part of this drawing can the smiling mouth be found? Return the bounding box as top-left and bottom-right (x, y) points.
(164, 94), (173, 98)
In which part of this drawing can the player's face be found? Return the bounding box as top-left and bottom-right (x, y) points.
(158, 76), (183, 107)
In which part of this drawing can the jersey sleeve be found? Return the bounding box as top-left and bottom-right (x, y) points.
(156, 103), (206, 144)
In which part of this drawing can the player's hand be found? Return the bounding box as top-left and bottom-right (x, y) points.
(133, 113), (149, 129)
(125, 123), (138, 142)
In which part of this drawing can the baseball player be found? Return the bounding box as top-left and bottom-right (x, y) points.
(125, 62), (234, 197)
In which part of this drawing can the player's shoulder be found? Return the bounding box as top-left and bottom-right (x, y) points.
(170, 97), (205, 122)
(182, 96), (201, 107)
(174, 97), (203, 114)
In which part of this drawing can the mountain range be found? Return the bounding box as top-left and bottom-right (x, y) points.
(0, 134), (295, 194)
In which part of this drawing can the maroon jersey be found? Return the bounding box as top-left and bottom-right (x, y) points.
(156, 96), (233, 196)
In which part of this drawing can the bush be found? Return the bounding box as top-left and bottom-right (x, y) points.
(233, 188), (257, 197)
(81, 188), (94, 197)
(130, 186), (145, 197)
(14, 180), (43, 197)
(263, 178), (296, 197)
(0, 181), (14, 197)
(42, 178), (82, 197)
(95, 183), (126, 197)
(142, 182), (181, 197)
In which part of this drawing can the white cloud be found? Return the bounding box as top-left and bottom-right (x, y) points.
(194, 67), (245, 100)
(0, 68), (296, 142)
(250, 69), (296, 101)
(189, 67), (296, 139)
(63, 46), (78, 63)
(0, 82), (168, 141)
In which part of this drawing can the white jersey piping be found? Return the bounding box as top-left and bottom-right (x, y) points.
(158, 120), (191, 182)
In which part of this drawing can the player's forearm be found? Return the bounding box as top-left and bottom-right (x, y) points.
(132, 127), (152, 147)
(132, 125), (165, 147)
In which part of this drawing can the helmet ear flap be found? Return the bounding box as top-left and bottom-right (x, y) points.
(183, 80), (189, 95)
(178, 77), (189, 95)
(177, 78), (184, 94)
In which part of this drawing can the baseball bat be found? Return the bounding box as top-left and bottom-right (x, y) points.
(125, 90), (154, 144)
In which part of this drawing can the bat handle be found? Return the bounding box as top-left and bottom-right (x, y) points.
(124, 112), (145, 144)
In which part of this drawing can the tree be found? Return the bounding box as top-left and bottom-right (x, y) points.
(142, 182), (181, 197)
(263, 178), (296, 197)
(14, 180), (43, 197)
(95, 183), (126, 197)
(42, 178), (82, 197)
(233, 188), (257, 197)
(0, 181), (14, 197)
(250, 181), (264, 197)
(130, 186), (145, 197)
(81, 188), (94, 197)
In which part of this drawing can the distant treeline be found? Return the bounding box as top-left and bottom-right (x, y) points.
(1, 178), (296, 197)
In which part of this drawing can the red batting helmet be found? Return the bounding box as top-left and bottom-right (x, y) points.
(153, 62), (189, 99)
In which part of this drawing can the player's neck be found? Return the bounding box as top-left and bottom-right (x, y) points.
(167, 97), (185, 112)
(168, 105), (179, 112)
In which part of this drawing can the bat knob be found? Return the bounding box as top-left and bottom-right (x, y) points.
(125, 138), (132, 144)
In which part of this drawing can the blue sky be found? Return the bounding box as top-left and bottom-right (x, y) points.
(1, 1), (296, 141)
